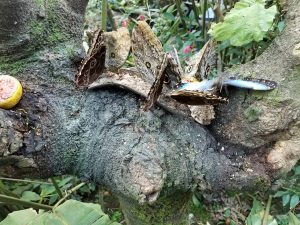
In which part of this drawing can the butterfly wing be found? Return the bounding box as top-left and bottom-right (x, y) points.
(132, 21), (169, 110)
(75, 29), (106, 88)
(103, 27), (131, 72)
(142, 53), (168, 111)
(183, 40), (216, 82)
(132, 21), (166, 84)
(222, 78), (277, 90)
(170, 89), (228, 105)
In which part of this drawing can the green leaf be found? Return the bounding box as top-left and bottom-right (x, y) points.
(246, 213), (262, 225)
(40, 185), (56, 197)
(294, 166), (300, 175)
(274, 191), (287, 198)
(192, 194), (201, 207)
(0, 209), (38, 225)
(283, 194), (291, 206)
(58, 176), (74, 187)
(224, 208), (231, 218)
(163, 12), (175, 21)
(21, 191), (40, 202)
(166, 4), (176, 13)
(209, 0), (277, 46)
(49, 194), (59, 205)
(288, 212), (300, 225)
(289, 195), (299, 209)
(249, 198), (263, 214)
(0, 200), (121, 225)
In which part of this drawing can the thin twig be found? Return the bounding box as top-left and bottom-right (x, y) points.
(262, 195), (272, 225)
(213, 0), (224, 22)
(53, 182), (86, 209)
(50, 178), (63, 199)
(101, 0), (107, 31)
(0, 177), (51, 185)
(0, 194), (53, 210)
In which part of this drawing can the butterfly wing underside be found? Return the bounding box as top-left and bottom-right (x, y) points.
(103, 27), (131, 72)
(170, 89), (228, 105)
(183, 40), (216, 82)
(132, 21), (169, 110)
(222, 77), (277, 90)
(142, 53), (168, 111)
(132, 21), (166, 84)
(75, 29), (106, 88)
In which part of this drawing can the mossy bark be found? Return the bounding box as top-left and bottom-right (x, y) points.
(119, 192), (191, 225)
(0, 0), (299, 224)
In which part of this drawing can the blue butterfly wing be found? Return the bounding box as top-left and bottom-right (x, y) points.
(223, 78), (277, 90)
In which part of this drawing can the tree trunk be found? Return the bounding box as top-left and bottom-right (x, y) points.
(0, 0), (299, 224)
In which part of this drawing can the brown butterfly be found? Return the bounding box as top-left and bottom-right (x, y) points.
(75, 28), (131, 88)
(75, 29), (106, 88)
(131, 21), (170, 111)
(170, 89), (228, 105)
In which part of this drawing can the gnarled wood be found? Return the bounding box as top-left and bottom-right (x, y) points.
(0, 0), (299, 224)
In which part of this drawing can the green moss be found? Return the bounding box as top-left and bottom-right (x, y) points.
(28, 0), (69, 48)
(120, 192), (191, 225)
(33, 0), (44, 8)
(48, 27), (66, 44)
(0, 56), (36, 75)
(254, 177), (270, 191)
(263, 89), (283, 107)
(29, 20), (46, 47)
(244, 106), (262, 122)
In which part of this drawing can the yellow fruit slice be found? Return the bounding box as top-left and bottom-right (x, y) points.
(0, 75), (23, 109)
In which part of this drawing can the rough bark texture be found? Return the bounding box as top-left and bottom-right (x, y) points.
(0, 0), (299, 224)
(210, 0), (300, 174)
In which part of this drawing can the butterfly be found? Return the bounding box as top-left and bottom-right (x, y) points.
(75, 28), (130, 88)
(170, 77), (277, 105)
(131, 21), (171, 111)
(169, 40), (277, 105)
(75, 29), (106, 88)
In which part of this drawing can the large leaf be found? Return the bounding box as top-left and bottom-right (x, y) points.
(288, 212), (300, 225)
(0, 209), (38, 225)
(246, 198), (278, 225)
(209, 0), (277, 46)
(21, 191), (40, 202)
(0, 200), (121, 225)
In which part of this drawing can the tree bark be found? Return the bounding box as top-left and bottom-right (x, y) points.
(0, 0), (299, 224)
